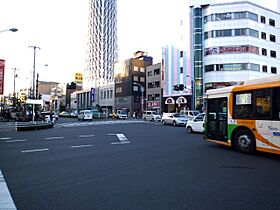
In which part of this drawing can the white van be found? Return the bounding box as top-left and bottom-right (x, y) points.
(78, 110), (93, 121)
(142, 111), (161, 122)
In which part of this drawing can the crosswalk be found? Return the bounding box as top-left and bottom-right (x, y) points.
(57, 119), (146, 128)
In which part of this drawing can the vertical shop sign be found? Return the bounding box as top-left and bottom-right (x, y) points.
(0, 59), (5, 95)
(91, 88), (95, 102)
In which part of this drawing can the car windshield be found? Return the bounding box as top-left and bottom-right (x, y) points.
(151, 112), (159, 115)
(173, 114), (185, 118)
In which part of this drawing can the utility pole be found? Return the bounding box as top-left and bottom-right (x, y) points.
(28, 45), (40, 99)
(12, 68), (18, 108)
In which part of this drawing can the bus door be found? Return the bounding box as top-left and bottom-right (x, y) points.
(207, 97), (228, 142)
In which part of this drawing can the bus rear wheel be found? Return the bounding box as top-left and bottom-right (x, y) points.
(233, 129), (256, 154)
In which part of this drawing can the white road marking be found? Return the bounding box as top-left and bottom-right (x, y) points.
(71, 144), (93, 148)
(0, 137), (11, 140)
(6, 139), (27, 143)
(109, 133), (130, 144)
(45, 136), (64, 140)
(0, 169), (17, 210)
(111, 141), (130, 145)
(21, 148), (49, 153)
(79, 134), (95, 138)
(117, 134), (128, 141)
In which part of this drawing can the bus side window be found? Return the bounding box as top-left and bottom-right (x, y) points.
(273, 87), (280, 120)
(254, 89), (272, 119)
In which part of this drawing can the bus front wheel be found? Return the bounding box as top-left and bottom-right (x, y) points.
(233, 129), (256, 154)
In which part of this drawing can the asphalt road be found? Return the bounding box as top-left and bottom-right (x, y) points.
(0, 120), (280, 210)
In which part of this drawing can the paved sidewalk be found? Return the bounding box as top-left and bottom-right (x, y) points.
(0, 170), (17, 210)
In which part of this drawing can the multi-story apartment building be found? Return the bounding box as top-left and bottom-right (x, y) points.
(146, 63), (162, 113)
(83, 0), (118, 89)
(187, 0), (280, 110)
(115, 51), (153, 117)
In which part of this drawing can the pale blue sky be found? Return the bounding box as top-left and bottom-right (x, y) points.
(0, 0), (185, 95)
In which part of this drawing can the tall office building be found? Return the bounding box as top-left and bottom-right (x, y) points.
(187, 0), (280, 110)
(83, 0), (118, 90)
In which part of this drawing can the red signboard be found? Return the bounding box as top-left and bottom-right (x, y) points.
(0, 59), (5, 95)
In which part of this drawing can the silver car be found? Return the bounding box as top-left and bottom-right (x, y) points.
(161, 113), (188, 127)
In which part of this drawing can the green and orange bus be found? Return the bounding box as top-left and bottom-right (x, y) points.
(205, 75), (280, 154)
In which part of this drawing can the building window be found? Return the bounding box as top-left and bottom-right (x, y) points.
(271, 67), (277, 74)
(140, 67), (145, 72)
(270, 34), (276, 42)
(180, 51), (183, 57)
(180, 67), (183, 74)
(148, 71), (152, 76)
(116, 87), (122, 93)
(140, 77), (145, 82)
(269, 18), (275, 26)
(234, 28), (246, 36)
(133, 85), (139, 91)
(248, 12), (258, 21)
(134, 66), (139, 72)
(262, 65), (267, 72)
(101, 91), (103, 99)
(261, 32), (266, 40)
(248, 29), (259, 38)
(205, 65), (215, 72)
(270, 50), (276, 58)
(234, 11), (246, 19)
(261, 16), (266, 23)
(148, 81), (160, 89)
(104, 91), (106, 99)
(154, 68), (160, 75)
(262, 48), (267, 56)
(110, 90), (113, 98)
(133, 76), (139, 81)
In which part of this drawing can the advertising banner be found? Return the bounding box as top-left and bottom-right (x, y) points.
(0, 59), (5, 95)
(91, 88), (95, 103)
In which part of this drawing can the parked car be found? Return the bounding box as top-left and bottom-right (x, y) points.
(78, 110), (93, 121)
(186, 113), (205, 133)
(142, 111), (161, 122)
(161, 113), (188, 127)
(59, 111), (71, 117)
(180, 110), (200, 120)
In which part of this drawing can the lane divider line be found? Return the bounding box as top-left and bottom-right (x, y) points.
(45, 137), (64, 140)
(79, 134), (95, 138)
(0, 169), (17, 210)
(21, 148), (49, 153)
(0, 137), (11, 140)
(6, 139), (28, 143)
(71, 144), (93, 148)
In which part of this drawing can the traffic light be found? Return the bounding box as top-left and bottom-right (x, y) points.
(173, 85), (180, 91)
(173, 84), (185, 91)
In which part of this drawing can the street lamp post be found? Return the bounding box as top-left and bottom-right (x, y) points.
(133, 82), (144, 117)
(28, 45), (40, 99)
(0, 28), (18, 33)
(12, 68), (18, 108)
(28, 46), (40, 123)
